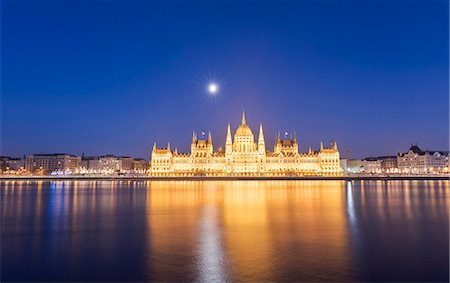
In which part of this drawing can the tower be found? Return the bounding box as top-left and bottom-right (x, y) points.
(258, 123), (266, 174)
(258, 123), (265, 154)
(225, 123), (232, 155)
(274, 131), (282, 154)
(225, 123), (233, 173)
(207, 131), (213, 154)
(191, 131), (197, 155)
(293, 131), (299, 153)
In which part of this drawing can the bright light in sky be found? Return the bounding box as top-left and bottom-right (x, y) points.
(208, 83), (218, 94)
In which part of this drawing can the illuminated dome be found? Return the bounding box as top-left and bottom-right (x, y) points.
(234, 111), (254, 137)
(235, 124), (253, 137)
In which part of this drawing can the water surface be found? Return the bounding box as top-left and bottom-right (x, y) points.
(1, 180), (448, 282)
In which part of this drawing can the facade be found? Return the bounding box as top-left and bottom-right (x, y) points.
(150, 112), (342, 176)
(340, 159), (363, 173)
(397, 145), (449, 174)
(361, 156), (398, 174)
(0, 156), (25, 173)
(133, 158), (148, 171)
(81, 155), (122, 173)
(81, 155), (148, 174)
(25, 153), (81, 174)
(119, 156), (134, 171)
(378, 156), (398, 173)
(362, 158), (382, 174)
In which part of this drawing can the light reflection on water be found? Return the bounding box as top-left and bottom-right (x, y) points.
(1, 180), (448, 282)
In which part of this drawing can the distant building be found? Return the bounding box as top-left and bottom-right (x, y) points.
(81, 155), (147, 174)
(81, 155), (122, 173)
(0, 156), (24, 172)
(133, 158), (148, 171)
(340, 159), (363, 173)
(376, 156), (397, 173)
(362, 158), (382, 174)
(119, 156), (134, 172)
(397, 145), (449, 174)
(25, 154), (81, 174)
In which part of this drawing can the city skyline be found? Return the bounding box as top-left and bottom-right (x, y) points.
(2, 1), (448, 159)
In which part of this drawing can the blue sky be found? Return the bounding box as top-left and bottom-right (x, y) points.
(2, 0), (448, 159)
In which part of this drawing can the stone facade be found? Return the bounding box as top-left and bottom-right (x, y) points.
(397, 145), (449, 174)
(150, 112), (342, 176)
(25, 154), (81, 174)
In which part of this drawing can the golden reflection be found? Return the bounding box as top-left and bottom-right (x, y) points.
(2, 179), (449, 282)
(145, 180), (353, 281)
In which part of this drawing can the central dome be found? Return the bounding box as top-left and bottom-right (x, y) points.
(235, 124), (253, 137)
(234, 111), (254, 137)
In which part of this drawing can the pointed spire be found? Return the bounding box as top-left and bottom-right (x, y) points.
(153, 142), (156, 152)
(174, 147), (178, 154)
(226, 123), (232, 145)
(308, 146), (312, 154)
(258, 123), (265, 144)
(334, 141), (338, 150)
(241, 110), (246, 125)
(293, 131), (297, 143)
(320, 141), (323, 150)
(276, 131), (281, 143)
(258, 123), (265, 153)
(207, 131), (212, 144)
(192, 131), (196, 143)
(167, 142), (171, 151)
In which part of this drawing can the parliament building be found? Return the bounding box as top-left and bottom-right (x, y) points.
(150, 112), (342, 176)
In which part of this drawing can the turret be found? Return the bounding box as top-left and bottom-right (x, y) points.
(292, 131), (299, 153)
(191, 131), (197, 155)
(274, 131), (282, 154)
(226, 123), (232, 155)
(207, 131), (212, 144)
(258, 123), (265, 154)
(207, 131), (213, 154)
(192, 131), (197, 143)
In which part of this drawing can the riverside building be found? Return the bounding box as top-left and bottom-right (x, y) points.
(25, 153), (81, 174)
(150, 112), (342, 176)
(397, 145), (449, 174)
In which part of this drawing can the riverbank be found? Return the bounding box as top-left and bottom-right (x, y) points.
(0, 175), (448, 181)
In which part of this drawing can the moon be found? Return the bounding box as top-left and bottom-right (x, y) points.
(208, 83), (218, 94)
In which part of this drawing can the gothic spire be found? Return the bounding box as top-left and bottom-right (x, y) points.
(207, 131), (212, 144)
(241, 110), (246, 125)
(226, 123), (232, 145)
(258, 123), (265, 144)
(258, 123), (265, 153)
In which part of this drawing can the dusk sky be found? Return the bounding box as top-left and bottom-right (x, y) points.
(2, 0), (448, 159)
